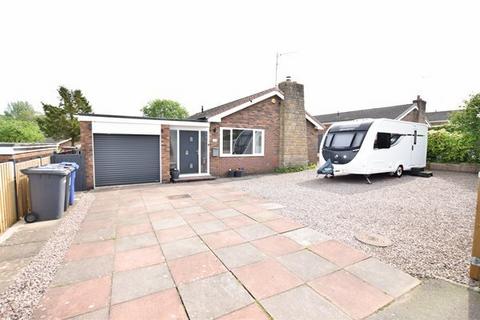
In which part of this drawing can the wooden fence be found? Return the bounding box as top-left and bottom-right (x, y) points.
(0, 157), (53, 233)
(0, 162), (17, 234)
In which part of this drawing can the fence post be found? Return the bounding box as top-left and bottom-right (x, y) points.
(470, 172), (480, 280)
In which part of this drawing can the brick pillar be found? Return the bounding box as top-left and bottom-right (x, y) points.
(413, 95), (427, 123)
(278, 78), (308, 167)
(79, 121), (94, 189)
(161, 125), (171, 183)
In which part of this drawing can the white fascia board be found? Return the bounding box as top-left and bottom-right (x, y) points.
(0, 146), (14, 155)
(424, 118), (432, 128)
(208, 91), (285, 122)
(76, 115), (209, 128)
(92, 121), (161, 135)
(306, 113), (324, 129)
(396, 104), (418, 121)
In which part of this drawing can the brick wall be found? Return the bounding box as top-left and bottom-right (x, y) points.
(161, 125), (171, 183)
(79, 121), (94, 189)
(210, 97), (281, 177)
(306, 120), (322, 164)
(278, 80), (308, 167)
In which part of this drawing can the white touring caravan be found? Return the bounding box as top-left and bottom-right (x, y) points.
(318, 118), (428, 183)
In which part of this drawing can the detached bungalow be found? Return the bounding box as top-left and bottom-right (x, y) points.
(78, 78), (323, 188)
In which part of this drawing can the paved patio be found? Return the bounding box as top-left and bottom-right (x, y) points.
(33, 182), (420, 320)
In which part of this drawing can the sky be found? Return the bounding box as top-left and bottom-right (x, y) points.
(1, 0), (479, 117)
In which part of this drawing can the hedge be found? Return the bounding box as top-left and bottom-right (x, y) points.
(427, 129), (478, 163)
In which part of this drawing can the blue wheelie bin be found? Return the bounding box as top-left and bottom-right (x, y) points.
(60, 162), (79, 205)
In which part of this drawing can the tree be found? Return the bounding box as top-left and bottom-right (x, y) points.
(4, 101), (37, 121)
(0, 118), (45, 143)
(141, 99), (188, 119)
(37, 86), (92, 146)
(449, 93), (480, 162)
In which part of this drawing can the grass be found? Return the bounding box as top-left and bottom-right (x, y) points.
(273, 163), (317, 174)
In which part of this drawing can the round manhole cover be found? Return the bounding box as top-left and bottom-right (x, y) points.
(355, 232), (392, 247)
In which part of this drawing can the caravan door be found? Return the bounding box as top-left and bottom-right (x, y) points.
(410, 126), (427, 168)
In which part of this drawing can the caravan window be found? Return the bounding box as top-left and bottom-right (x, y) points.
(374, 132), (391, 149)
(351, 131), (366, 148)
(324, 133), (334, 148)
(390, 134), (401, 145)
(330, 132), (355, 149)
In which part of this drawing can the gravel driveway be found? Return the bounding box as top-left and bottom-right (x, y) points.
(229, 170), (478, 285)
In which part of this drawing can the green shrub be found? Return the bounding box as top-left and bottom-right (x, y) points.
(0, 118), (45, 143)
(274, 163), (317, 173)
(427, 129), (477, 163)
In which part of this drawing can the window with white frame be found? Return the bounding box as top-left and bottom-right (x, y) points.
(220, 128), (264, 156)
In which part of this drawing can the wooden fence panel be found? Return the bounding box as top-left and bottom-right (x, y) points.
(40, 156), (51, 165)
(15, 159), (41, 218)
(0, 162), (17, 234)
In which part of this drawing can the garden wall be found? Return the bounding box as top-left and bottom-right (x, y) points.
(428, 162), (480, 173)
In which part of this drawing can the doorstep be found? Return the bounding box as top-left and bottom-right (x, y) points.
(172, 175), (217, 183)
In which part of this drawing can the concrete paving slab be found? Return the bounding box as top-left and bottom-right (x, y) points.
(0, 241), (44, 261)
(261, 285), (350, 320)
(310, 240), (369, 268)
(151, 216), (187, 230)
(111, 263), (174, 304)
(190, 219), (227, 235)
(34, 276), (111, 320)
(283, 227), (331, 246)
(201, 230), (246, 249)
(74, 226), (116, 243)
(69, 307), (109, 320)
(210, 208), (241, 219)
(168, 251), (226, 284)
(232, 259), (303, 299)
(2, 225), (56, 245)
(217, 303), (270, 320)
(178, 272), (254, 320)
(52, 255), (114, 287)
(215, 243), (267, 269)
(115, 232), (158, 252)
(367, 279), (480, 320)
(309, 270), (393, 319)
(251, 235), (302, 256)
(235, 224), (276, 241)
(110, 288), (187, 320)
(277, 249), (339, 281)
(161, 236), (209, 260)
(346, 257), (420, 298)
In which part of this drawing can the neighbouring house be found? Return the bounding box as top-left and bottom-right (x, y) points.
(314, 96), (430, 128)
(77, 78), (324, 188)
(425, 110), (457, 127)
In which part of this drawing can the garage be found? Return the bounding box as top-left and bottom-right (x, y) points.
(93, 134), (160, 187)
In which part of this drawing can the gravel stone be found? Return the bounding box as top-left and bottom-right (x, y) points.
(0, 193), (95, 320)
(230, 170), (479, 285)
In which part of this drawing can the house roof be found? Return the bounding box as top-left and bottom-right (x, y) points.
(188, 87), (323, 129)
(314, 104), (414, 124)
(189, 87), (279, 120)
(426, 110), (455, 122)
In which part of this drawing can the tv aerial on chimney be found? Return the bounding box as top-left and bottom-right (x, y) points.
(275, 51), (296, 87)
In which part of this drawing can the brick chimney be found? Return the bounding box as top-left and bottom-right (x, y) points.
(413, 95), (426, 123)
(278, 77), (308, 167)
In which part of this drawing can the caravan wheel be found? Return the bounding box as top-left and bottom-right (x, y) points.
(395, 165), (403, 178)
